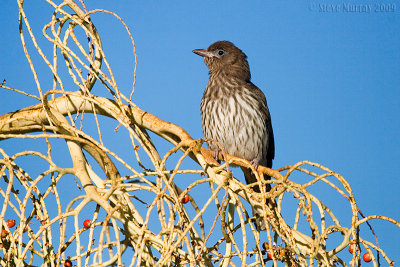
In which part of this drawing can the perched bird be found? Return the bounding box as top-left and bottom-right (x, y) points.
(193, 40), (275, 198)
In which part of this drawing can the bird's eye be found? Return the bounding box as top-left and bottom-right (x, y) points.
(217, 50), (225, 56)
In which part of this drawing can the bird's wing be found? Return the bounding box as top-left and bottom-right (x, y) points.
(253, 84), (275, 164)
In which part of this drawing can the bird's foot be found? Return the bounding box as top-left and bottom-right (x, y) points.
(213, 149), (222, 164)
(250, 158), (260, 170)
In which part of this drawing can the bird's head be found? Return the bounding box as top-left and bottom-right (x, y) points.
(193, 41), (250, 81)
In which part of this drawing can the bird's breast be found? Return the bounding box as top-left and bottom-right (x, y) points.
(200, 83), (267, 162)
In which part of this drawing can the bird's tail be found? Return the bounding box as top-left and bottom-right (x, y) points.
(240, 166), (271, 231)
(240, 166), (271, 194)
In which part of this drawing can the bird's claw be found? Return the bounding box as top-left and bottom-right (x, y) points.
(250, 158), (260, 170)
(213, 149), (222, 163)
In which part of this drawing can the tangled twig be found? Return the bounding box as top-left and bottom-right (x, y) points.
(0, 1), (398, 266)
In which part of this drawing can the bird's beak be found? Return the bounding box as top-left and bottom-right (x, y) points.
(192, 49), (215, 58)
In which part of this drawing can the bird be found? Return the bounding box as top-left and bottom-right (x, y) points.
(193, 41), (275, 228)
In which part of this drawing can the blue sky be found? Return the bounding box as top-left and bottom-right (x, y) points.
(1, 0), (399, 265)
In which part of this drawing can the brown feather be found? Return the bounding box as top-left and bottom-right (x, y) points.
(194, 41), (275, 230)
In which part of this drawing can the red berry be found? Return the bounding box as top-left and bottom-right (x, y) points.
(267, 252), (273, 260)
(6, 219), (16, 228)
(181, 195), (190, 204)
(363, 252), (372, 262)
(348, 241), (356, 254)
(64, 259), (73, 267)
(1, 230), (8, 239)
(83, 219), (91, 228)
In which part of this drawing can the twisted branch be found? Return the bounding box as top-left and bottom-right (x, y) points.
(0, 1), (398, 266)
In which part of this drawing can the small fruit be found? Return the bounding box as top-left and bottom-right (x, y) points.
(267, 252), (273, 260)
(1, 230), (8, 239)
(279, 249), (285, 256)
(363, 252), (372, 262)
(6, 219), (16, 228)
(181, 195), (190, 204)
(348, 241), (356, 254)
(83, 219), (91, 228)
(64, 259), (73, 267)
